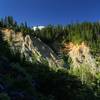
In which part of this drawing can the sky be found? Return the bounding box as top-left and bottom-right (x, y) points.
(0, 0), (100, 26)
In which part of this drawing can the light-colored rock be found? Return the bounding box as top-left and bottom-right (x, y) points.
(63, 42), (97, 74)
(1, 29), (63, 68)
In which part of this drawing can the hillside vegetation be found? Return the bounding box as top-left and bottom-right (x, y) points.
(0, 16), (100, 100)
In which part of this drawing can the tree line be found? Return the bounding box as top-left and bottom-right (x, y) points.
(0, 16), (100, 51)
(34, 22), (100, 52)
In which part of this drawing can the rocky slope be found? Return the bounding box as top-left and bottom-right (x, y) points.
(63, 42), (98, 75)
(1, 29), (63, 68)
(0, 28), (100, 100)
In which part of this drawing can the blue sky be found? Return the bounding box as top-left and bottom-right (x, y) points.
(0, 0), (100, 26)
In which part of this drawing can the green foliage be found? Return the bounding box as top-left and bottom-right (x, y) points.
(0, 93), (10, 100)
(0, 16), (100, 100)
(0, 16), (34, 36)
(0, 16), (100, 51)
(0, 40), (97, 99)
(38, 22), (100, 50)
(69, 65), (96, 85)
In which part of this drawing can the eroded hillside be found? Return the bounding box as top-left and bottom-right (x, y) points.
(1, 28), (63, 68)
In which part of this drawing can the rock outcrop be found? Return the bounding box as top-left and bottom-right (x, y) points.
(1, 29), (63, 68)
(63, 42), (97, 74)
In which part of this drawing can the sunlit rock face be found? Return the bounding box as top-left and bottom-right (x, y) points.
(1, 29), (62, 68)
(63, 42), (96, 73)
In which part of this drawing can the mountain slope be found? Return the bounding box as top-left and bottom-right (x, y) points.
(1, 28), (63, 68)
(0, 16), (100, 100)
